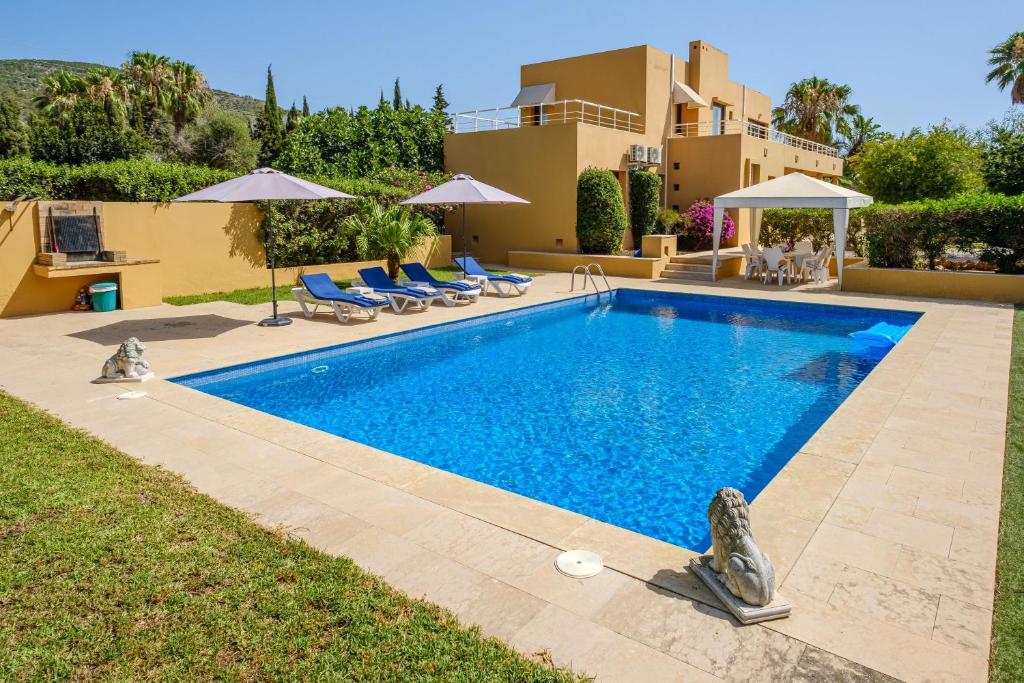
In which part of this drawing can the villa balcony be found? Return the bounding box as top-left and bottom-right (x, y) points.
(672, 120), (839, 158)
(451, 100), (644, 135)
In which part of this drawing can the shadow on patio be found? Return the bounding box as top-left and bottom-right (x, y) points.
(68, 314), (252, 345)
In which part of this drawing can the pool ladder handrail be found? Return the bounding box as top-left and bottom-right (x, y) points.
(570, 263), (612, 302)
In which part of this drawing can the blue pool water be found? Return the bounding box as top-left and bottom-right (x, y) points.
(174, 289), (920, 550)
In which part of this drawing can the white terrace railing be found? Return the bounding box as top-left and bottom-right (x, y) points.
(452, 99), (644, 135)
(673, 120), (839, 157)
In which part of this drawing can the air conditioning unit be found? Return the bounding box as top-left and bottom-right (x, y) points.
(628, 144), (647, 163)
(646, 146), (663, 165)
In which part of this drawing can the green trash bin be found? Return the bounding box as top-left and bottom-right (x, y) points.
(89, 282), (118, 312)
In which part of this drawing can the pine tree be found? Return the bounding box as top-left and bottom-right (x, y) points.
(432, 84), (449, 113)
(393, 78), (403, 110)
(301, 95), (310, 117)
(285, 100), (300, 133)
(254, 65), (285, 167)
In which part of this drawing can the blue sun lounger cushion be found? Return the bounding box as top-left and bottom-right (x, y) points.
(849, 322), (912, 348)
(454, 255), (533, 284)
(400, 262), (479, 291)
(299, 274), (385, 307)
(358, 267), (435, 298)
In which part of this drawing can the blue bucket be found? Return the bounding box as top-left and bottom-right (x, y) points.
(89, 282), (118, 312)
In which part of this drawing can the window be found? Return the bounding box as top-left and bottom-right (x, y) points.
(673, 184), (680, 191)
(712, 103), (726, 135)
(672, 205), (679, 211)
(673, 162), (680, 170)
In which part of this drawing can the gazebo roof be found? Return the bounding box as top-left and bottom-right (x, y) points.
(714, 173), (872, 209)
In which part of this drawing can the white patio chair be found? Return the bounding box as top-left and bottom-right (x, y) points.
(762, 247), (789, 286)
(741, 243), (764, 280)
(799, 245), (833, 284)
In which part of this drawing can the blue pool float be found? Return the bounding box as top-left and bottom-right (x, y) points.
(849, 322), (912, 348)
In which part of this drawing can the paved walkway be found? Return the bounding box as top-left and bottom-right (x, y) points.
(0, 274), (1010, 682)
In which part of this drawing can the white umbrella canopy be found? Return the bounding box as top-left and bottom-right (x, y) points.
(172, 167), (355, 202)
(400, 174), (529, 274)
(172, 168), (356, 327)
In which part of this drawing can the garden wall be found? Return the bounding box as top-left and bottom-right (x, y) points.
(842, 263), (1024, 303)
(0, 201), (450, 317)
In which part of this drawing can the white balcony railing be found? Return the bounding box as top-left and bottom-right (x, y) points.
(673, 120), (839, 157)
(452, 99), (644, 135)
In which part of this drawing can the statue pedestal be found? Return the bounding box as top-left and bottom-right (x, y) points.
(92, 372), (154, 384)
(690, 555), (791, 625)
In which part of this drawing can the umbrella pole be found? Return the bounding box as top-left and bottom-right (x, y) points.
(259, 201), (292, 327)
(461, 203), (467, 278)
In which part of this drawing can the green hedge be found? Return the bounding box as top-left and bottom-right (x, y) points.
(628, 169), (660, 249)
(576, 168), (626, 255)
(763, 194), (1024, 273)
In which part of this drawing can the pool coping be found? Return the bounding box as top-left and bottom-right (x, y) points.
(0, 275), (1009, 682)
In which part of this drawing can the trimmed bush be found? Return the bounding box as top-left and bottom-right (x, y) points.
(858, 194), (1024, 272)
(760, 208), (837, 251)
(576, 167), (626, 254)
(628, 169), (660, 248)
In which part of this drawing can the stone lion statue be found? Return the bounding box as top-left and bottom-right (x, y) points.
(707, 487), (775, 607)
(102, 337), (151, 380)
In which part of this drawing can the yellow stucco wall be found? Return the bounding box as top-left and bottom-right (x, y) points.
(0, 202), (451, 318)
(508, 251), (666, 279)
(843, 264), (1024, 303)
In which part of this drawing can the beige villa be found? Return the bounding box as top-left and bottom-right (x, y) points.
(444, 41), (843, 264)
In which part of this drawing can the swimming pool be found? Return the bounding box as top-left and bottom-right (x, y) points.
(174, 289), (920, 550)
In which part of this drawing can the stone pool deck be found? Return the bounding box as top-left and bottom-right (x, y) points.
(0, 274), (1010, 682)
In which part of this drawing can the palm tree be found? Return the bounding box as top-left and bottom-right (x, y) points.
(771, 77), (859, 145)
(33, 72), (85, 117)
(82, 69), (132, 124)
(167, 61), (210, 135)
(840, 113), (884, 158)
(348, 202), (438, 279)
(124, 51), (172, 128)
(986, 32), (1024, 104)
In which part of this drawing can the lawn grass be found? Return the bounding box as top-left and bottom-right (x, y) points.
(992, 305), (1024, 682)
(0, 390), (576, 681)
(163, 267), (541, 306)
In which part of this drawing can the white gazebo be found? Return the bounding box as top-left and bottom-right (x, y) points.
(711, 173), (873, 288)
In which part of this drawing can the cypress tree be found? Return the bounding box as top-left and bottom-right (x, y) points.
(254, 65), (284, 167)
(301, 95), (310, 117)
(432, 84), (449, 113)
(378, 89), (386, 107)
(285, 100), (300, 133)
(393, 78), (403, 110)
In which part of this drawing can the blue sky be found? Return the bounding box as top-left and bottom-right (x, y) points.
(3, 1), (1021, 134)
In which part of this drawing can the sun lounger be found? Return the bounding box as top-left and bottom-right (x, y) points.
(453, 255), (532, 297)
(356, 267), (442, 312)
(292, 273), (388, 323)
(399, 262), (481, 306)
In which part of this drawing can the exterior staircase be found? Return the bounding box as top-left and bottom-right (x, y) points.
(659, 253), (743, 282)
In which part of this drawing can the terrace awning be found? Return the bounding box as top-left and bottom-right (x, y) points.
(672, 81), (708, 108)
(511, 83), (556, 108)
(711, 173), (873, 288)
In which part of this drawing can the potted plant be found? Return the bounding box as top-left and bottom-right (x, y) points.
(346, 201), (438, 280)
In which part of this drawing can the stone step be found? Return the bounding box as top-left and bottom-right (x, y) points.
(663, 262), (715, 273)
(659, 269), (715, 282)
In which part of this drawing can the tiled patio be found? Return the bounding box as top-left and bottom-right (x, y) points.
(0, 274), (1010, 682)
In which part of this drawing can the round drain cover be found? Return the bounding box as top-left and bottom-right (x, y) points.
(554, 550), (603, 578)
(117, 391), (147, 400)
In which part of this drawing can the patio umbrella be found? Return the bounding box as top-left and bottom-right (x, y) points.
(400, 174), (528, 277)
(173, 168), (355, 327)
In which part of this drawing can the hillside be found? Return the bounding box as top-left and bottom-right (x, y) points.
(0, 59), (263, 118)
